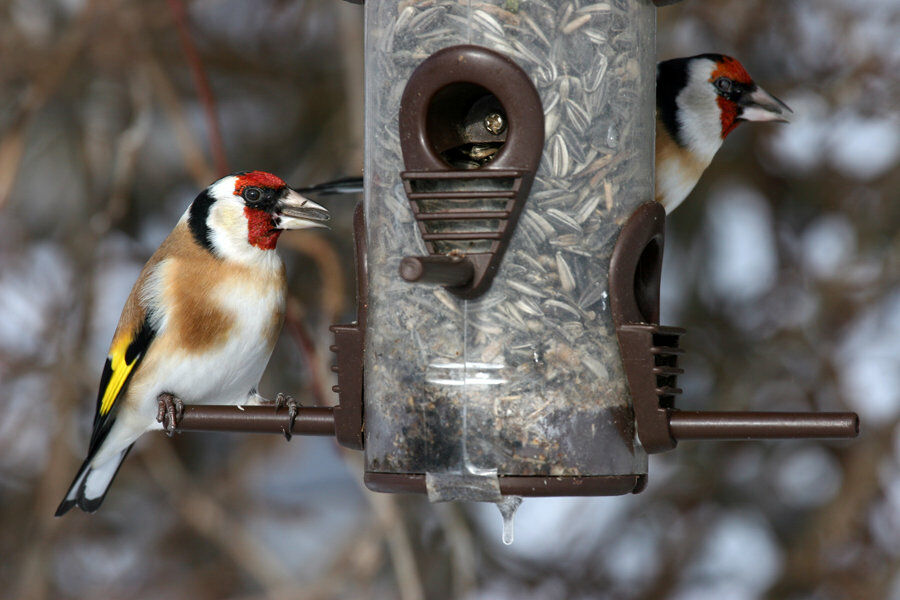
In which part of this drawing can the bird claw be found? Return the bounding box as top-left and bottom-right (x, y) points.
(156, 392), (184, 437)
(274, 392), (298, 442)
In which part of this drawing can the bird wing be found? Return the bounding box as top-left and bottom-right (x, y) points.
(86, 239), (173, 456)
(88, 316), (157, 454)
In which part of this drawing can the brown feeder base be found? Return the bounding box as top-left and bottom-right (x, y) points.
(364, 472), (646, 497)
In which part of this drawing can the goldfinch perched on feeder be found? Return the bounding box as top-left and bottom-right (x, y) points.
(56, 171), (329, 516)
(655, 53), (792, 213)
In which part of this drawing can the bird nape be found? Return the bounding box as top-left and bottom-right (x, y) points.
(56, 171), (329, 516)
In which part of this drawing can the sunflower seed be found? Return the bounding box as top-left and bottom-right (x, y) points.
(508, 279), (546, 298)
(545, 208), (582, 234)
(473, 9), (506, 37)
(562, 13), (592, 35)
(549, 134), (570, 177)
(556, 252), (576, 292)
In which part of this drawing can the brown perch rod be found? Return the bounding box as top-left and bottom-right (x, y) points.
(668, 411), (859, 440)
(175, 405), (336, 436)
(173, 406), (860, 442)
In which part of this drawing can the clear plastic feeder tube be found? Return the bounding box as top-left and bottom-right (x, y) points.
(364, 0), (657, 499)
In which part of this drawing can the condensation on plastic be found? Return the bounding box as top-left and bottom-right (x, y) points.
(364, 0), (656, 500)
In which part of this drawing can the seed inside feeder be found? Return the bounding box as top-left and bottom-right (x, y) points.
(364, 0), (656, 498)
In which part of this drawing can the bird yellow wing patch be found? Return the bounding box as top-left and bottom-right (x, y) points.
(99, 339), (138, 416)
(95, 317), (157, 421)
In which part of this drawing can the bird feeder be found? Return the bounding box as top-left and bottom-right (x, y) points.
(176, 0), (859, 507)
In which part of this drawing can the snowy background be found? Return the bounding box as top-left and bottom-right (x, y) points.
(0, 1), (898, 599)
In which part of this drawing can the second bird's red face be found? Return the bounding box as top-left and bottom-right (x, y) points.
(708, 57), (755, 138)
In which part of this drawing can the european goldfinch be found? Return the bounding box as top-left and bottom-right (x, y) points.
(655, 53), (792, 213)
(56, 171), (329, 516)
(303, 55), (791, 216)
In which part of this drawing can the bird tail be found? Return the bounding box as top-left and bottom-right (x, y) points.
(55, 444), (134, 516)
(296, 176), (363, 196)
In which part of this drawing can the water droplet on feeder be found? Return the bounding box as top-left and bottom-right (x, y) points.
(606, 124), (619, 148)
(496, 496), (523, 545)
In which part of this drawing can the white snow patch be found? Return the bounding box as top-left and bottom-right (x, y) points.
(0, 375), (54, 482)
(683, 511), (782, 596)
(702, 186), (777, 304)
(836, 291), (900, 423)
(801, 214), (857, 280)
(773, 445), (842, 507)
(766, 92), (829, 174)
(0, 243), (72, 359)
(827, 113), (900, 180)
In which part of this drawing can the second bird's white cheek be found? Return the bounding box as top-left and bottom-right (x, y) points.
(676, 59), (726, 163)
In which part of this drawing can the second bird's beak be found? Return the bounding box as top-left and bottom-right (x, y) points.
(739, 86), (793, 123)
(275, 189), (330, 230)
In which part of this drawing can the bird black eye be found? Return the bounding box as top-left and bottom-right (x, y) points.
(243, 187), (261, 202)
(715, 77), (733, 94)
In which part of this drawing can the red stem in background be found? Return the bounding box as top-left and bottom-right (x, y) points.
(285, 309), (329, 408)
(167, 0), (230, 176)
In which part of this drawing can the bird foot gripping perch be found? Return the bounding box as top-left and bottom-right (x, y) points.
(156, 392), (184, 437)
(273, 392), (299, 442)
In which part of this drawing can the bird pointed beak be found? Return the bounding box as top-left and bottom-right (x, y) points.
(274, 189), (331, 230)
(739, 86), (793, 123)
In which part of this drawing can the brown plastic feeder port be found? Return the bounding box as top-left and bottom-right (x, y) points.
(609, 202), (860, 454)
(396, 45), (545, 299)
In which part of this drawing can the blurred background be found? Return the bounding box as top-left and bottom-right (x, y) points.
(0, 0), (897, 598)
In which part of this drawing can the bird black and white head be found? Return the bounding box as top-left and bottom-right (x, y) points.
(657, 54), (792, 163)
(187, 171), (330, 264)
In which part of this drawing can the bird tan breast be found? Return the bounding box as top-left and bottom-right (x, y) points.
(169, 259), (235, 351)
(266, 304), (285, 348)
(265, 263), (287, 348)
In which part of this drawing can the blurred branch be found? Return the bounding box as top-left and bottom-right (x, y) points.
(113, 2), (214, 185)
(140, 439), (294, 592)
(434, 503), (477, 598)
(166, 0), (230, 176)
(279, 232), (347, 409)
(280, 233), (346, 323)
(0, 0), (95, 210)
(103, 72), (154, 227)
(334, 0), (364, 172)
(770, 430), (893, 597)
(284, 299), (329, 408)
(142, 56), (216, 186)
(366, 487), (425, 600)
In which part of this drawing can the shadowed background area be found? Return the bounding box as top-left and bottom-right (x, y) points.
(0, 1), (897, 599)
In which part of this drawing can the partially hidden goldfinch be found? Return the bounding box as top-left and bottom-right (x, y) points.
(655, 54), (792, 213)
(299, 56), (791, 216)
(56, 171), (329, 516)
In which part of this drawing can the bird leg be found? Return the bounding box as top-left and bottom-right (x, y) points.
(274, 392), (298, 442)
(156, 392), (184, 437)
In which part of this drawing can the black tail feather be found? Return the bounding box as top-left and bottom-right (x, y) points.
(55, 444), (134, 517)
(295, 176), (363, 196)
